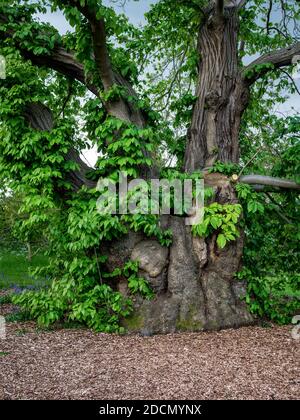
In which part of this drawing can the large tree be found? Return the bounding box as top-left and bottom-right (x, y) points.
(0, 0), (299, 333)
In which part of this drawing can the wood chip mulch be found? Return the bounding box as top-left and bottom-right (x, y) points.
(0, 318), (299, 400)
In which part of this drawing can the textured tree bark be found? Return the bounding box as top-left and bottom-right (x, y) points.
(106, 173), (254, 334)
(239, 175), (300, 191)
(184, 7), (249, 172)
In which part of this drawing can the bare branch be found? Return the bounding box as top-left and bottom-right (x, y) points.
(267, 26), (289, 39)
(238, 175), (300, 191)
(55, 80), (74, 119)
(280, 69), (300, 96)
(264, 192), (293, 224)
(279, 0), (289, 36)
(266, 0), (273, 35)
(243, 42), (300, 84)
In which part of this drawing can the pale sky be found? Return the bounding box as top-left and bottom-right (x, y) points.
(35, 0), (299, 167)
(36, 0), (153, 33)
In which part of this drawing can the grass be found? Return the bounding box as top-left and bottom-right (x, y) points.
(0, 251), (49, 289)
(0, 294), (12, 304)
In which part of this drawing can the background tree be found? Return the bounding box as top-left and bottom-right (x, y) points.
(0, 186), (21, 252)
(0, 184), (48, 260)
(0, 0), (299, 332)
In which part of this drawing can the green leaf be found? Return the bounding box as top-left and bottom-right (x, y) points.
(217, 234), (227, 249)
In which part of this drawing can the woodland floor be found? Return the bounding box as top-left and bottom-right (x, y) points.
(0, 295), (299, 400)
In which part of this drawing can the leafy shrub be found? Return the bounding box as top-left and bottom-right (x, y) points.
(236, 183), (300, 324)
(237, 270), (300, 324)
(12, 280), (132, 333)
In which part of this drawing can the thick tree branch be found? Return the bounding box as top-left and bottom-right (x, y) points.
(0, 4), (155, 178)
(0, 10), (146, 126)
(91, 19), (115, 91)
(238, 175), (300, 191)
(23, 47), (99, 96)
(60, 0), (115, 91)
(0, 13), (99, 96)
(56, 1), (152, 127)
(243, 42), (300, 84)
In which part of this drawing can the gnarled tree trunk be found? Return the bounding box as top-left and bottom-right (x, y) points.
(106, 173), (253, 334)
(102, 7), (254, 334)
(185, 7), (249, 172)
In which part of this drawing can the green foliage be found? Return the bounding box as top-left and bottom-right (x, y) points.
(94, 117), (154, 178)
(103, 259), (154, 300)
(123, 260), (154, 300)
(0, 189), (23, 252)
(236, 182), (300, 324)
(243, 62), (275, 80)
(10, 255), (153, 331)
(271, 116), (300, 184)
(209, 161), (241, 176)
(238, 269), (300, 324)
(12, 281), (132, 332)
(0, 187), (49, 257)
(122, 214), (173, 247)
(235, 184), (265, 214)
(192, 203), (242, 249)
(160, 168), (203, 182)
(6, 185), (163, 331)
(0, 293), (12, 305)
(5, 310), (31, 323)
